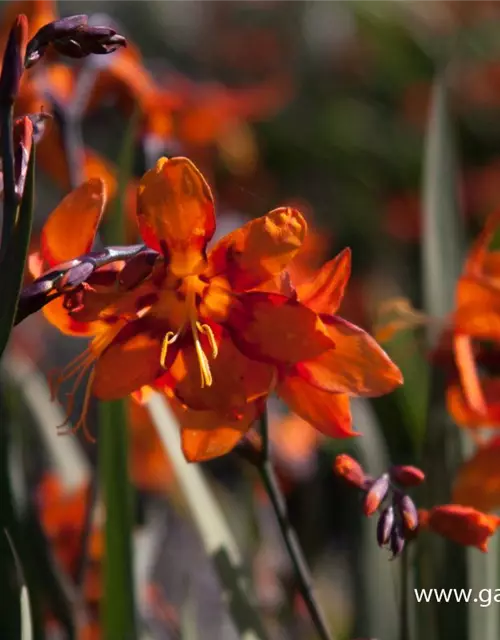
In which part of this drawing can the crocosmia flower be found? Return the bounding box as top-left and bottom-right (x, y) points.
(29, 156), (403, 461)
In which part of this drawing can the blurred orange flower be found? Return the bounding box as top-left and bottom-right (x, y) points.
(419, 504), (500, 552)
(453, 437), (500, 512)
(34, 156), (402, 461)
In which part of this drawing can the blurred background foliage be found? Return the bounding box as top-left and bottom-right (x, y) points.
(4, 1), (500, 639)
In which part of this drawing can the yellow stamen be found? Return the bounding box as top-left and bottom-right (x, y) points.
(197, 322), (218, 359)
(49, 320), (128, 442)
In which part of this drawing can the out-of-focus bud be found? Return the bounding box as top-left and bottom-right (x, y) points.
(334, 454), (366, 489)
(0, 15), (28, 107)
(377, 505), (395, 547)
(390, 523), (405, 559)
(422, 504), (500, 553)
(396, 494), (419, 532)
(390, 465), (425, 487)
(25, 15), (126, 68)
(363, 473), (390, 516)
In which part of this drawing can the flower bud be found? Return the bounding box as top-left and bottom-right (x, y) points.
(25, 15), (126, 68)
(0, 15), (28, 106)
(390, 523), (405, 559)
(377, 505), (395, 547)
(390, 465), (425, 487)
(334, 454), (366, 489)
(363, 473), (389, 516)
(396, 494), (419, 532)
(56, 261), (95, 292)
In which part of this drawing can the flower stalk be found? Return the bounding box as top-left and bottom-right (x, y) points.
(257, 408), (334, 640)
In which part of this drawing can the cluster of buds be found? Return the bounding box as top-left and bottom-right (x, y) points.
(334, 454), (500, 555)
(25, 15), (126, 68)
(334, 455), (422, 558)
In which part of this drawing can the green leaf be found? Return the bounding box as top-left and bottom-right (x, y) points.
(421, 75), (464, 328)
(4, 530), (32, 640)
(146, 392), (269, 640)
(0, 149), (35, 358)
(419, 75), (468, 640)
(99, 399), (137, 639)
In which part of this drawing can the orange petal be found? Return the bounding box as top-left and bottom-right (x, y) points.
(207, 207), (307, 291)
(137, 157), (215, 276)
(41, 178), (106, 266)
(170, 397), (259, 462)
(453, 334), (487, 416)
(426, 504), (500, 552)
(464, 208), (500, 277)
(294, 315), (403, 396)
(169, 332), (274, 413)
(93, 329), (163, 400)
(295, 248), (351, 314)
(454, 275), (500, 340)
(447, 378), (500, 429)
(453, 438), (500, 512)
(42, 297), (97, 337)
(228, 292), (334, 365)
(278, 374), (357, 438)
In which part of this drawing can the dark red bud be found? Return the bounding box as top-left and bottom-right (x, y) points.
(363, 473), (389, 516)
(0, 15), (28, 106)
(390, 524), (405, 559)
(377, 505), (395, 547)
(390, 465), (425, 487)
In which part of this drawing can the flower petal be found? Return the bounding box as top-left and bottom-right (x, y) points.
(171, 398), (259, 462)
(207, 207), (307, 291)
(41, 178), (106, 266)
(228, 292), (334, 365)
(464, 208), (500, 276)
(42, 297), (97, 337)
(454, 275), (500, 340)
(93, 327), (164, 400)
(453, 438), (500, 512)
(168, 331), (274, 413)
(446, 378), (500, 429)
(137, 156), (215, 276)
(294, 315), (403, 396)
(295, 248), (351, 314)
(277, 374), (357, 438)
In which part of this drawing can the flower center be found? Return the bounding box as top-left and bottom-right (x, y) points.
(158, 276), (219, 388)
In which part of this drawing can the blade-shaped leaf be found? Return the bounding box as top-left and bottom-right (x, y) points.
(99, 399), (137, 638)
(0, 149), (35, 358)
(4, 530), (32, 640)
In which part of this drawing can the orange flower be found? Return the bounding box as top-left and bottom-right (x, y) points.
(451, 208), (500, 423)
(453, 437), (500, 512)
(35, 156), (402, 461)
(419, 504), (500, 552)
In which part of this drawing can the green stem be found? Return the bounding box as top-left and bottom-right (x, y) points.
(400, 546), (410, 640)
(258, 411), (333, 640)
(0, 106), (17, 257)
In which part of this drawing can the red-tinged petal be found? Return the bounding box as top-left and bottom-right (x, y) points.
(294, 315), (403, 396)
(447, 378), (500, 429)
(137, 156), (215, 276)
(453, 438), (500, 512)
(28, 250), (44, 278)
(454, 275), (500, 340)
(93, 327), (165, 400)
(277, 374), (357, 438)
(206, 207), (307, 291)
(168, 332), (274, 413)
(42, 297), (97, 337)
(170, 398), (259, 462)
(295, 248), (351, 314)
(228, 292), (334, 365)
(425, 504), (500, 552)
(41, 178), (106, 266)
